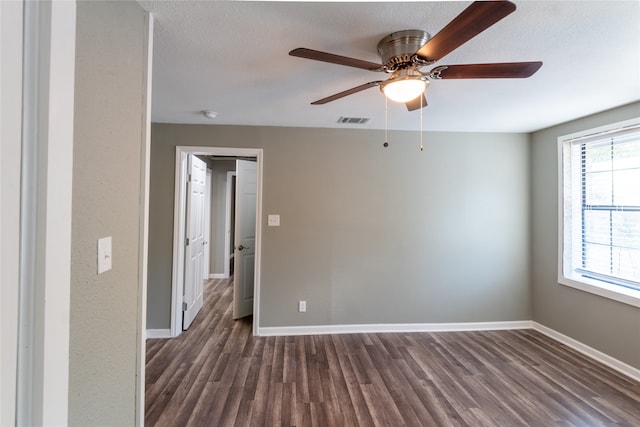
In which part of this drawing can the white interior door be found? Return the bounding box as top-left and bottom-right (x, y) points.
(233, 159), (256, 319)
(183, 155), (206, 329)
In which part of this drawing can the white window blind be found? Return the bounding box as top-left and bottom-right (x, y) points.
(561, 120), (640, 292)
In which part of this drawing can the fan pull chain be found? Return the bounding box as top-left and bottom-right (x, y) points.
(384, 96), (389, 147)
(419, 95), (424, 152)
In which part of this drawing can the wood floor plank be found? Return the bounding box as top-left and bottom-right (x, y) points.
(328, 335), (373, 426)
(232, 396), (253, 427)
(247, 348), (273, 426)
(320, 336), (356, 426)
(146, 278), (640, 426)
(185, 381), (220, 427)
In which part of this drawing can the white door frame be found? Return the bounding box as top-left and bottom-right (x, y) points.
(204, 169), (212, 279)
(6, 2), (77, 425)
(1, 2), (25, 424)
(171, 146), (263, 337)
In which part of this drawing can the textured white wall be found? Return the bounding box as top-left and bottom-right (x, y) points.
(69, 1), (147, 425)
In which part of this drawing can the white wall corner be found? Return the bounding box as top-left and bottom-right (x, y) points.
(136, 11), (154, 427)
(41, 1), (77, 424)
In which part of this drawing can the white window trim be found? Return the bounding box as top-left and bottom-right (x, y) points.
(557, 117), (640, 308)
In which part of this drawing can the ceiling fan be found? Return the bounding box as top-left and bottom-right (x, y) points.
(289, 1), (542, 111)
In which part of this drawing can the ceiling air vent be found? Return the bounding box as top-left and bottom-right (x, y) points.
(337, 116), (370, 125)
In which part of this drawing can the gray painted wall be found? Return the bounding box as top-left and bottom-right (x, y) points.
(147, 124), (531, 329)
(69, 1), (146, 424)
(531, 101), (640, 369)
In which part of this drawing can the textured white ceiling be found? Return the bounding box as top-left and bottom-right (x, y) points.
(139, 1), (640, 132)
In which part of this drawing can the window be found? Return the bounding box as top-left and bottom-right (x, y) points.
(559, 118), (640, 305)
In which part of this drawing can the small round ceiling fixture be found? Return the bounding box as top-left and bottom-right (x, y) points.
(202, 110), (217, 119)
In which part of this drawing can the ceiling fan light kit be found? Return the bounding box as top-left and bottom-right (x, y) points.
(380, 68), (429, 103)
(289, 0), (542, 111)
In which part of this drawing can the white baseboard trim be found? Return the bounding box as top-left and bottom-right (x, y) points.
(258, 320), (533, 337)
(146, 329), (171, 339)
(532, 322), (640, 383)
(209, 273), (227, 279)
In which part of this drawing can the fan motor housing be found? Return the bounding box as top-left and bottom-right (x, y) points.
(377, 30), (431, 70)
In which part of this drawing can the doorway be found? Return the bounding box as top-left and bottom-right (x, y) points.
(170, 146), (263, 337)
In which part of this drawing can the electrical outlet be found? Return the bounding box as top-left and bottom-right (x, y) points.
(298, 300), (306, 313)
(268, 214), (280, 226)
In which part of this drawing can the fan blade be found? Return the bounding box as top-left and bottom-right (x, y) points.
(289, 48), (384, 71)
(311, 81), (383, 105)
(406, 93), (427, 111)
(416, 1), (516, 62)
(430, 62), (542, 79)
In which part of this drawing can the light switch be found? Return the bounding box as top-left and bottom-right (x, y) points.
(268, 214), (280, 227)
(97, 236), (112, 274)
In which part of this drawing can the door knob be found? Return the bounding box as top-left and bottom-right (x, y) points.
(237, 244), (249, 251)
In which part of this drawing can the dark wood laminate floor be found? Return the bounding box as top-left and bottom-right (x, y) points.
(145, 278), (640, 426)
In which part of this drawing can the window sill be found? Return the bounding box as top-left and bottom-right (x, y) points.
(559, 275), (640, 307)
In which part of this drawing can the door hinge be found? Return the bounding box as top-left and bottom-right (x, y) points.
(182, 301), (188, 311)
(186, 238), (190, 246)
(188, 173), (192, 182)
